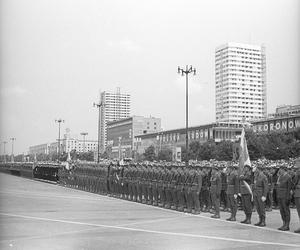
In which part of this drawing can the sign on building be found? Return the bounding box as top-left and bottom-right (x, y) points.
(172, 147), (181, 162)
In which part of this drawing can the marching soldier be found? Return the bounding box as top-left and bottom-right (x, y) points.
(239, 164), (253, 224)
(253, 165), (268, 227)
(276, 164), (292, 231)
(210, 165), (222, 218)
(226, 164), (239, 221)
(200, 166), (211, 212)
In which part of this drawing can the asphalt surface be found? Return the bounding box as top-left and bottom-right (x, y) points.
(0, 173), (300, 250)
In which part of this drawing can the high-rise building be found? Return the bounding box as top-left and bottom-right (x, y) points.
(215, 42), (267, 124)
(99, 88), (131, 152)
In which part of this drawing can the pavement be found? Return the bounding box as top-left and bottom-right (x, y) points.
(0, 173), (300, 250)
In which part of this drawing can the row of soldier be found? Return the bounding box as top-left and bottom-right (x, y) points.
(58, 159), (300, 233)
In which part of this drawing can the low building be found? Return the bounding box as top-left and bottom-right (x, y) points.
(251, 114), (300, 133)
(107, 116), (161, 159)
(134, 122), (242, 156)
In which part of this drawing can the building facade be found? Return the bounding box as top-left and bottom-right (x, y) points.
(99, 88), (131, 153)
(107, 116), (161, 159)
(251, 114), (300, 133)
(215, 42), (267, 124)
(63, 130), (97, 153)
(135, 122), (242, 156)
(29, 143), (50, 155)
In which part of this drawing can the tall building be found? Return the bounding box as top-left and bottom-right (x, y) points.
(99, 88), (131, 152)
(215, 42), (267, 124)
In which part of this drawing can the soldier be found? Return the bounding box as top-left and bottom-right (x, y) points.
(226, 164), (239, 221)
(200, 166), (211, 212)
(292, 158), (300, 233)
(253, 165), (268, 227)
(158, 166), (166, 207)
(239, 164), (253, 224)
(184, 166), (193, 213)
(220, 168), (228, 211)
(170, 166), (179, 210)
(164, 166), (173, 209)
(176, 167), (186, 212)
(190, 167), (202, 214)
(210, 165), (222, 218)
(276, 164), (292, 231)
(152, 164), (160, 206)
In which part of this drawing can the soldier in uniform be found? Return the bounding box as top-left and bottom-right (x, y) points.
(276, 164), (292, 231)
(190, 166), (202, 214)
(253, 165), (268, 227)
(200, 166), (211, 212)
(226, 164), (239, 221)
(293, 158), (300, 233)
(176, 167), (186, 212)
(239, 164), (253, 224)
(220, 168), (228, 211)
(210, 165), (222, 218)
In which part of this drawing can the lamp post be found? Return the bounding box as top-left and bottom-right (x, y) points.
(3, 141), (7, 163)
(178, 65), (196, 167)
(80, 132), (88, 153)
(93, 101), (104, 163)
(55, 119), (64, 159)
(10, 138), (16, 162)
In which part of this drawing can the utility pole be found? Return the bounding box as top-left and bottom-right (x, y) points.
(55, 119), (64, 160)
(80, 132), (88, 153)
(93, 101), (104, 163)
(3, 141), (7, 163)
(178, 65), (196, 167)
(10, 138), (16, 162)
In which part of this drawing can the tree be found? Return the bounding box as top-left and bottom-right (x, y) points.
(158, 149), (173, 161)
(143, 145), (156, 161)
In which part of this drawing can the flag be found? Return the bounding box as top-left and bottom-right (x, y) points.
(238, 128), (253, 200)
(239, 128), (251, 171)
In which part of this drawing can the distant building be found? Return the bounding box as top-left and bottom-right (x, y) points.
(107, 116), (161, 159)
(63, 130), (97, 153)
(215, 42), (267, 124)
(135, 122), (242, 156)
(29, 143), (50, 155)
(273, 104), (300, 117)
(98, 88), (131, 153)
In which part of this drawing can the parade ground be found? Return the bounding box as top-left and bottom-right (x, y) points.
(0, 173), (300, 250)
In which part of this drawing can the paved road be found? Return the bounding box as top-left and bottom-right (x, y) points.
(0, 173), (300, 250)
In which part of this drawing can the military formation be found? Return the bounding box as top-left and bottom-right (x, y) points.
(57, 158), (300, 233)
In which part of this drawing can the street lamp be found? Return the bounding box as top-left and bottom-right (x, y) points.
(10, 138), (16, 162)
(2, 141), (7, 163)
(93, 101), (104, 163)
(80, 132), (88, 153)
(178, 65), (196, 167)
(55, 119), (64, 159)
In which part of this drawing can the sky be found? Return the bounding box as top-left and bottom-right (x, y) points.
(0, 0), (299, 155)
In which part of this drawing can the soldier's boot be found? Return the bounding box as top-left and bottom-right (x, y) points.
(226, 215), (233, 221)
(294, 227), (300, 233)
(240, 216), (248, 224)
(244, 214), (251, 224)
(211, 213), (220, 219)
(278, 221), (286, 230)
(254, 216), (262, 226)
(280, 221), (290, 231)
(258, 216), (266, 227)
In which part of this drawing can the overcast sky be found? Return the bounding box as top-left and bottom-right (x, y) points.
(0, 0), (299, 154)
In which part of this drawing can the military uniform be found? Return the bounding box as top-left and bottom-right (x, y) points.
(190, 168), (202, 214)
(210, 167), (221, 218)
(239, 165), (253, 224)
(276, 166), (292, 231)
(293, 160), (300, 233)
(253, 167), (268, 227)
(226, 166), (239, 221)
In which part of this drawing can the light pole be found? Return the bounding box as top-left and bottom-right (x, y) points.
(55, 119), (64, 159)
(93, 101), (104, 163)
(80, 132), (88, 153)
(178, 65), (196, 167)
(10, 138), (16, 162)
(3, 141), (7, 163)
